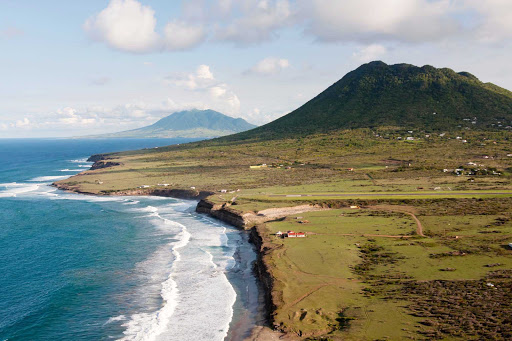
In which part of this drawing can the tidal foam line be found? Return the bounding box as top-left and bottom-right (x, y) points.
(119, 211), (191, 341)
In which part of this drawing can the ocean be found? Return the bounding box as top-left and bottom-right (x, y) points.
(0, 139), (262, 341)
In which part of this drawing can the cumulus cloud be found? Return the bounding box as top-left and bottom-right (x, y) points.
(209, 84), (241, 112)
(57, 107), (97, 125)
(14, 118), (31, 128)
(164, 64), (241, 114)
(163, 20), (206, 50)
(248, 57), (290, 75)
(84, 0), (204, 53)
(83, 0), (512, 54)
(215, 0), (292, 44)
(84, 0), (159, 53)
(352, 44), (387, 63)
(165, 64), (216, 90)
(298, 0), (459, 43)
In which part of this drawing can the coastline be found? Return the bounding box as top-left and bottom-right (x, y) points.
(52, 154), (330, 340)
(52, 180), (286, 340)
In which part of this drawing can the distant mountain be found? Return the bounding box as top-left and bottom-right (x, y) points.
(229, 61), (512, 140)
(93, 109), (257, 138)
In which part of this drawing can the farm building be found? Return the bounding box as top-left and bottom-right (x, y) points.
(286, 231), (306, 238)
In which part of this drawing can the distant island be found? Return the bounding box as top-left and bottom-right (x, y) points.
(87, 109), (257, 139)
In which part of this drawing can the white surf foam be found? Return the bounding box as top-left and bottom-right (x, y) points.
(0, 183), (41, 197)
(106, 315), (127, 325)
(69, 158), (91, 163)
(123, 200), (140, 205)
(119, 223), (191, 341)
(78, 165), (92, 168)
(106, 202), (240, 341)
(59, 169), (83, 172)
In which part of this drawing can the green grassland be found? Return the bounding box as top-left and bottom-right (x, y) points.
(55, 128), (512, 340)
(261, 203), (512, 340)
(56, 129), (512, 197)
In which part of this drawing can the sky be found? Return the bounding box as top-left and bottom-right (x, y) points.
(0, 0), (511, 138)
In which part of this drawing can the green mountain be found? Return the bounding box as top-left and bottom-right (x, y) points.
(231, 61), (512, 140)
(94, 109), (257, 138)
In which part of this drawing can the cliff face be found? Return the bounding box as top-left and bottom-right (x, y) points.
(196, 199), (253, 228)
(249, 225), (279, 328)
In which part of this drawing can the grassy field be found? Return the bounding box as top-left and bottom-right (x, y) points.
(54, 128), (512, 340)
(261, 202), (512, 340)
(56, 129), (512, 196)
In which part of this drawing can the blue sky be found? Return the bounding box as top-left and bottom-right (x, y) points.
(1, 0), (511, 137)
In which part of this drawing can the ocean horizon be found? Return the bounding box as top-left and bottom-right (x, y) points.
(0, 138), (262, 341)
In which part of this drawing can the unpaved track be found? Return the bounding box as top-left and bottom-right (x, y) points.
(367, 204), (425, 237)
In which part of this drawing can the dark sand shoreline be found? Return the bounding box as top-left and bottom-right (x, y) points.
(224, 230), (267, 341)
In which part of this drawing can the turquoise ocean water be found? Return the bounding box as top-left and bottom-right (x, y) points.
(0, 139), (261, 341)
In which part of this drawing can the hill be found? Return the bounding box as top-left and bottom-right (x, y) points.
(229, 61), (512, 140)
(92, 109), (256, 138)
(55, 61), (512, 341)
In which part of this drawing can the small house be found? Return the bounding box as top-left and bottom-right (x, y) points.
(508, 243), (512, 249)
(276, 231), (283, 237)
(220, 189), (227, 193)
(287, 231), (297, 238)
(296, 232), (306, 238)
(350, 205), (360, 209)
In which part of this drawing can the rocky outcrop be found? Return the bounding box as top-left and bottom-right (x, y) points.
(87, 154), (108, 162)
(90, 161), (122, 170)
(150, 188), (213, 200)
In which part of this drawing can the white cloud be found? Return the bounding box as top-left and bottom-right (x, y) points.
(165, 64), (216, 90)
(215, 0), (292, 44)
(83, 0), (512, 54)
(163, 20), (206, 50)
(84, 0), (204, 53)
(0, 123), (7, 130)
(299, 0), (458, 43)
(352, 44), (387, 63)
(14, 118), (31, 128)
(57, 107), (97, 125)
(249, 57), (290, 75)
(209, 84), (241, 113)
(165, 64), (241, 114)
(84, 0), (159, 53)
